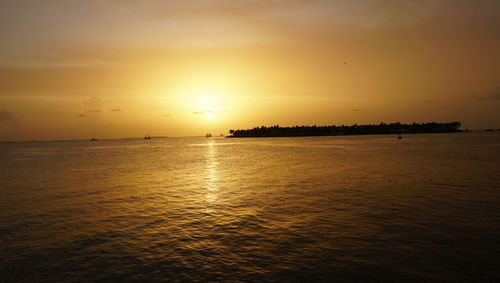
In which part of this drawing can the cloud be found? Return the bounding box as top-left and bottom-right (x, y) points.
(78, 113), (87, 118)
(487, 93), (500, 100)
(477, 86), (500, 100)
(163, 113), (171, 117)
(82, 97), (103, 112)
(110, 108), (122, 112)
(0, 0), (464, 64)
(349, 108), (361, 112)
(193, 110), (217, 115)
(0, 110), (16, 122)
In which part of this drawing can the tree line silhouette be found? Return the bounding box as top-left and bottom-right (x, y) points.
(229, 122), (462, 137)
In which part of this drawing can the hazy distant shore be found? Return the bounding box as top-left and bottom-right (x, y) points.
(228, 122), (462, 138)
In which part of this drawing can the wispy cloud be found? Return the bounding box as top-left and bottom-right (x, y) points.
(0, 110), (16, 122)
(477, 86), (500, 100)
(193, 110), (216, 115)
(0, 0), (465, 68)
(110, 108), (122, 112)
(82, 97), (103, 113)
(78, 113), (87, 118)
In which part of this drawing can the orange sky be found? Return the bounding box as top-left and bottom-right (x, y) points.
(1, 0), (499, 140)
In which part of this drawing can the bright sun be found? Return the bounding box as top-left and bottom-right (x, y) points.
(186, 90), (226, 121)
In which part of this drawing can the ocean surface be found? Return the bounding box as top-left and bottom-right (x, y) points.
(1, 132), (499, 282)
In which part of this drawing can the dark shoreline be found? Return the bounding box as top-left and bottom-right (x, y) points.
(226, 131), (464, 138)
(228, 122), (462, 138)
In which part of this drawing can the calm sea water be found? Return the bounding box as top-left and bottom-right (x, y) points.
(1, 132), (499, 282)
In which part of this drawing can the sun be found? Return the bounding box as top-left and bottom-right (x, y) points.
(183, 90), (226, 121)
(206, 112), (215, 120)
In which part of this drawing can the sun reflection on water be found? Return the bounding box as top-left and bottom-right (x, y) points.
(205, 140), (218, 206)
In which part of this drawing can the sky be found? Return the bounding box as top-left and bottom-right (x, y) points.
(0, 0), (499, 140)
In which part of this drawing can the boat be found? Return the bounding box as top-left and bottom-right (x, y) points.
(90, 132), (97, 141)
(205, 133), (212, 137)
(397, 133), (402, 140)
(144, 133), (151, 140)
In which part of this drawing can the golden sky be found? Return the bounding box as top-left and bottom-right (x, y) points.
(1, 0), (499, 140)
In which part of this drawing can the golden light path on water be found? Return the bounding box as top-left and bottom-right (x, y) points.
(206, 140), (218, 206)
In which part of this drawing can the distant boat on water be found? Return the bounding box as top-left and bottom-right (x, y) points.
(398, 133), (402, 140)
(90, 132), (97, 141)
(205, 133), (212, 137)
(144, 134), (151, 140)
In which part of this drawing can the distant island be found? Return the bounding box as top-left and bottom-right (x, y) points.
(228, 122), (462, 138)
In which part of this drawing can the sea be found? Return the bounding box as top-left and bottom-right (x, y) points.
(1, 132), (499, 282)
